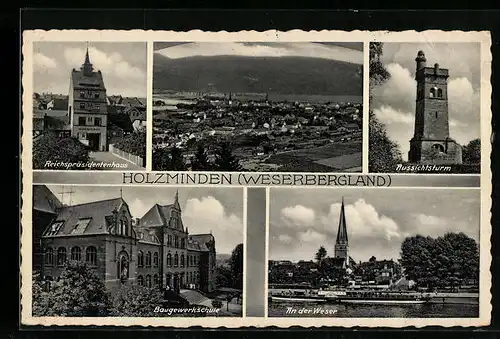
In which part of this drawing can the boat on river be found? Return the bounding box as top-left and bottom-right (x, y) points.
(269, 295), (328, 303)
(337, 290), (433, 305)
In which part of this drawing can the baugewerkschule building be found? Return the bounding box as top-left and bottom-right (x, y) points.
(32, 185), (217, 294)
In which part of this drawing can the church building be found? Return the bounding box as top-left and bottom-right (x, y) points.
(408, 50), (462, 164)
(33, 185), (217, 294)
(68, 47), (108, 151)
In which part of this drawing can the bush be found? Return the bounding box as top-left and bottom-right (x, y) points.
(33, 132), (90, 170)
(111, 285), (164, 317)
(113, 131), (146, 158)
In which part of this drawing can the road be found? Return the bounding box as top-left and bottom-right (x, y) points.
(89, 151), (145, 171)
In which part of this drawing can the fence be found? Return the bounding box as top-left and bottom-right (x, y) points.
(109, 144), (145, 167)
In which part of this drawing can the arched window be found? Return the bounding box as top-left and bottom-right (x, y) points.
(167, 253), (172, 267)
(153, 274), (159, 287)
(137, 275), (144, 286)
(57, 247), (66, 266)
(430, 87), (436, 98)
(174, 253), (179, 267)
(86, 246), (97, 265)
(146, 251), (152, 267)
(118, 251), (129, 282)
(180, 254), (185, 267)
(174, 235), (179, 248)
(146, 275), (151, 288)
(437, 88), (443, 98)
(167, 235), (172, 247)
(45, 248), (54, 266)
(138, 250), (144, 268)
(70, 246), (81, 261)
(186, 255), (190, 268)
(153, 252), (159, 267)
(181, 238), (185, 249)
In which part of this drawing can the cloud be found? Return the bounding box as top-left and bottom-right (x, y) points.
(155, 42), (364, 64)
(182, 196), (243, 254)
(64, 46), (145, 81)
(373, 105), (414, 124)
(34, 53), (57, 69)
(280, 205), (315, 227)
(127, 198), (150, 219)
(322, 199), (402, 241)
(278, 234), (293, 244)
(298, 229), (327, 243)
(415, 214), (447, 227)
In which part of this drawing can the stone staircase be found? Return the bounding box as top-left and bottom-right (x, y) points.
(180, 289), (212, 306)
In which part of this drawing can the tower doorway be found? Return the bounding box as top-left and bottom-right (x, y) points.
(87, 133), (100, 151)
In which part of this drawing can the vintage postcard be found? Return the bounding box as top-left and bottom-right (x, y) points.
(21, 29), (492, 328)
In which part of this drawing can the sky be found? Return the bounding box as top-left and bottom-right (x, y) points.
(46, 185), (243, 255)
(269, 187), (480, 263)
(33, 42), (147, 98)
(371, 42), (481, 161)
(154, 42), (364, 65)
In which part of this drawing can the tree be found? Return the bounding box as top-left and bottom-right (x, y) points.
(191, 144), (211, 171)
(169, 146), (187, 170)
(215, 265), (232, 288)
(369, 110), (403, 172)
(400, 232), (479, 290)
(214, 142), (242, 171)
(368, 42), (403, 173)
(111, 285), (164, 317)
(315, 246), (327, 264)
(33, 132), (90, 170)
(113, 130), (146, 159)
(369, 256), (377, 263)
(229, 243), (244, 290)
(152, 146), (186, 171)
(462, 138), (481, 164)
(32, 261), (112, 316)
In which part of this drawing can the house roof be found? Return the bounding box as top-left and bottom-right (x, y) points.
(49, 98), (69, 110)
(138, 203), (173, 227)
(71, 68), (106, 90)
(108, 113), (134, 133)
(33, 185), (62, 214)
(44, 197), (126, 236)
(187, 234), (214, 252)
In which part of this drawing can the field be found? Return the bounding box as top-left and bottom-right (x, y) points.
(260, 140), (362, 172)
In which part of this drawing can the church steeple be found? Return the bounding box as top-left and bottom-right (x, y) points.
(173, 188), (181, 211)
(336, 197), (348, 244)
(334, 197), (349, 264)
(81, 43), (94, 77)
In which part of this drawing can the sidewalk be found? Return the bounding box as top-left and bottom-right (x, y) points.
(89, 151), (145, 170)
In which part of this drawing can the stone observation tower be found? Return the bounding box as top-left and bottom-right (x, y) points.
(408, 51), (462, 164)
(334, 197), (349, 266)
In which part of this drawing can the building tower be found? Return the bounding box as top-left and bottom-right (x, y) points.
(408, 50), (462, 164)
(68, 45), (108, 152)
(334, 197), (349, 266)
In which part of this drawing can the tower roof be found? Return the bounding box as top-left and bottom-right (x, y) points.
(84, 46), (91, 65)
(336, 197), (348, 244)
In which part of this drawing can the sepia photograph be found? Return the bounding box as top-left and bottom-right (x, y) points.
(369, 42), (481, 174)
(268, 187), (480, 318)
(152, 42), (363, 172)
(32, 42), (147, 171)
(32, 185), (244, 317)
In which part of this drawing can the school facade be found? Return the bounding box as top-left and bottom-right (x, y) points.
(32, 185), (217, 293)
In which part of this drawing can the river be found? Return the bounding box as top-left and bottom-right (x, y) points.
(268, 301), (479, 318)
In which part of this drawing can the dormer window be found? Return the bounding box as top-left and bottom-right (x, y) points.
(71, 218), (91, 234)
(44, 221), (64, 236)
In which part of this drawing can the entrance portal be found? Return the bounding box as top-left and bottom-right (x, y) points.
(87, 133), (100, 151)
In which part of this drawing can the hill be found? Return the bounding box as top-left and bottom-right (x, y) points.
(153, 55), (362, 96)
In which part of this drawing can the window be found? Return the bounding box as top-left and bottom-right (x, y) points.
(94, 92), (99, 99)
(437, 88), (443, 98)
(138, 251), (144, 268)
(137, 275), (144, 286)
(95, 117), (102, 126)
(119, 218), (128, 236)
(167, 235), (172, 247)
(146, 275), (151, 288)
(118, 251), (129, 282)
(57, 247), (67, 266)
(174, 235), (179, 248)
(78, 117), (86, 126)
(146, 251), (152, 267)
(71, 218), (91, 234)
(180, 254), (185, 267)
(181, 238), (185, 249)
(86, 246), (97, 265)
(435, 112), (438, 119)
(430, 87), (436, 98)
(70, 246), (81, 261)
(174, 253), (179, 267)
(153, 274), (159, 287)
(45, 248), (54, 266)
(86, 116), (93, 124)
(187, 255), (190, 268)
(80, 91), (85, 98)
(44, 221), (64, 236)
(79, 103), (85, 109)
(167, 253), (172, 267)
(95, 104), (100, 110)
(153, 252), (159, 267)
